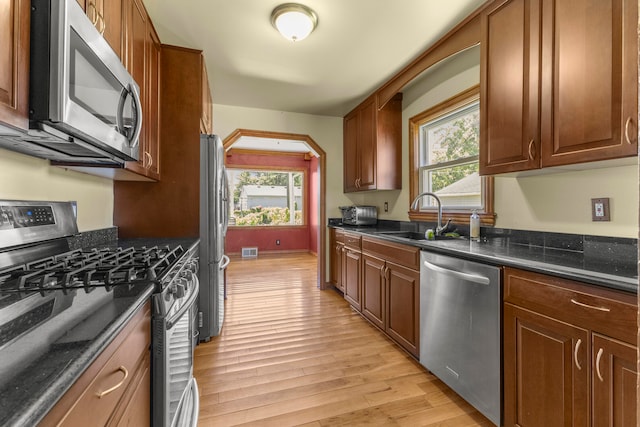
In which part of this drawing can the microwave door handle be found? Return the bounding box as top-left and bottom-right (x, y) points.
(128, 83), (143, 148)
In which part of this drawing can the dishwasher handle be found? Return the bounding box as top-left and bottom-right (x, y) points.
(423, 260), (491, 285)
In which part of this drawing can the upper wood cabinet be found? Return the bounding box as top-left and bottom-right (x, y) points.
(343, 93), (402, 192)
(119, 0), (161, 181)
(114, 46), (210, 237)
(200, 61), (213, 134)
(76, 0), (121, 57)
(480, 0), (638, 175)
(503, 267), (637, 426)
(0, 0), (30, 131)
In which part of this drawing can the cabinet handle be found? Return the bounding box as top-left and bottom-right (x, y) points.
(87, 2), (98, 25)
(144, 151), (153, 169)
(96, 366), (129, 398)
(595, 347), (604, 382)
(98, 14), (105, 35)
(573, 338), (582, 370)
(527, 139), (535, 160)
(570, 298), (610, 312)
(624, 117), (633, 144)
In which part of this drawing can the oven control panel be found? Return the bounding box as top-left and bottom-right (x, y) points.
(0, 205), (55, 230)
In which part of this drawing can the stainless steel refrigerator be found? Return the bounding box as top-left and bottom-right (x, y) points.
(199, 134), (230, 341)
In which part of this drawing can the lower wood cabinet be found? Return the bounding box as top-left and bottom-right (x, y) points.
(360, 236), (420, 357)
(39, 301), (151, 427)
(503, 267), (637, 427)
(328, 228), (344, 292)
(343, 246), (362, 311)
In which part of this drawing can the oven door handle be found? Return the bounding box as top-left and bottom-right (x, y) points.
(189, 377), (200, 427)
(166, 276), (199, 329)
(220, 255), (230, 270)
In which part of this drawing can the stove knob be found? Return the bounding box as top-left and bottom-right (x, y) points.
(185, 260), (198, 274)
(175, 283), (186, 298)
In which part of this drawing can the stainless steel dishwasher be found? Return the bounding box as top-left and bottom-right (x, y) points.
(420, 251), (501, 426)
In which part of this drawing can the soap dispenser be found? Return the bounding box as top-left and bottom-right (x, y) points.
(470, 210), (480, 240)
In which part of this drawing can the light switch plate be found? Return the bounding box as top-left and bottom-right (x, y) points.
(591, 198), (610, 221)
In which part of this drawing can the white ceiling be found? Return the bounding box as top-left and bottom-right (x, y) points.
(144, 0), (486, 118)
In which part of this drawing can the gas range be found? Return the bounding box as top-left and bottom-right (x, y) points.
(0, 200), (199, 427)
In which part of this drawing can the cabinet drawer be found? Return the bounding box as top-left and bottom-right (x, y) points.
(335, 229), (345, 243)
(362, 237), (420, 270)
(47, 303), (152, 427)
(343, 232), (361, 250)
(504, 268), (637, 344)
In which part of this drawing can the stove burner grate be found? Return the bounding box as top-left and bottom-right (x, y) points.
(0, 245), (185, 296)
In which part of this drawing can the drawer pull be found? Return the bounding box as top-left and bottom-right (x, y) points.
(570, 298), (610, 312)
(96, 366), (129, 398)
(595, 348), (604, 382)
(573, 338), (582, 370)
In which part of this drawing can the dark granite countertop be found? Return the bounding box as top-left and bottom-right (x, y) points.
(0, 235), (199, 427)
(331, 223), (638, 294)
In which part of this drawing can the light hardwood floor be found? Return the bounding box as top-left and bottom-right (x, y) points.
(194, 252), (492, 426)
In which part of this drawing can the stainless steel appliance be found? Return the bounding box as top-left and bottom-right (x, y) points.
(199, 134), (230, 340)
(151, 242), (200, 427)
(0, 0), (142, 166)
(339, 205), (377, 226)
(420, 251), (501, 426)
(0, 200), (199, 427)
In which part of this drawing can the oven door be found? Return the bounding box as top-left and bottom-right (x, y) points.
(152, 276), (200, 427)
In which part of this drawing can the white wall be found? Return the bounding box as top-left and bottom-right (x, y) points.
(0, 148), (114, 231)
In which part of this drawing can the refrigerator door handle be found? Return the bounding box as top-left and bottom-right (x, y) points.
(220, 255), (230, 270)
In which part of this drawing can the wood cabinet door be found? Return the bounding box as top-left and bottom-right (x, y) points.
(102, 0), (122, 58)
(361, 254), (385, 330)
(385, 262), (419, 357)
(591, 334), (637, 427)
(329, 229), (343, 289)
(143, 25), (160, 179)
(540, 0), (638, 167)
(200, 60), (213, 134)
(0, 0), (29, 130)
(343, 111), (359, 192)
(343, 249), (361, 311)
(504, 303), (589, 427)
(357, 98), (376, 190)
(480, 0), (541, 175)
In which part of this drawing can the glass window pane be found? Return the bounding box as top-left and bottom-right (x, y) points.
(429, 164), (480, 208)
(421, 102), (479, 167)
(228, 169), (304, 226)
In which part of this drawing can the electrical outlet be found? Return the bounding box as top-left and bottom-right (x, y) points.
(384, 202), (389, 212)
(591, 198), (610, 221)
(276, 239), (280, 245)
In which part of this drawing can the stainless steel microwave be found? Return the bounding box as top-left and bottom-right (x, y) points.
(20, 0), (142, 165)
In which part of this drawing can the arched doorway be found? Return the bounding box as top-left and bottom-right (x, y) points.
(223, 129), (328, 289)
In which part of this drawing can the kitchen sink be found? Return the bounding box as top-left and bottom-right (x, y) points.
(375, 231), (426, 240)
(375, 231), (466, 241)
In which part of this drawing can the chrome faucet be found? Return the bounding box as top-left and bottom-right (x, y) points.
(410, 192), (445, 236)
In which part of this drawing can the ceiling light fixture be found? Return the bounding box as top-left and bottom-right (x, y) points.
(271, 3), (318, 42)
